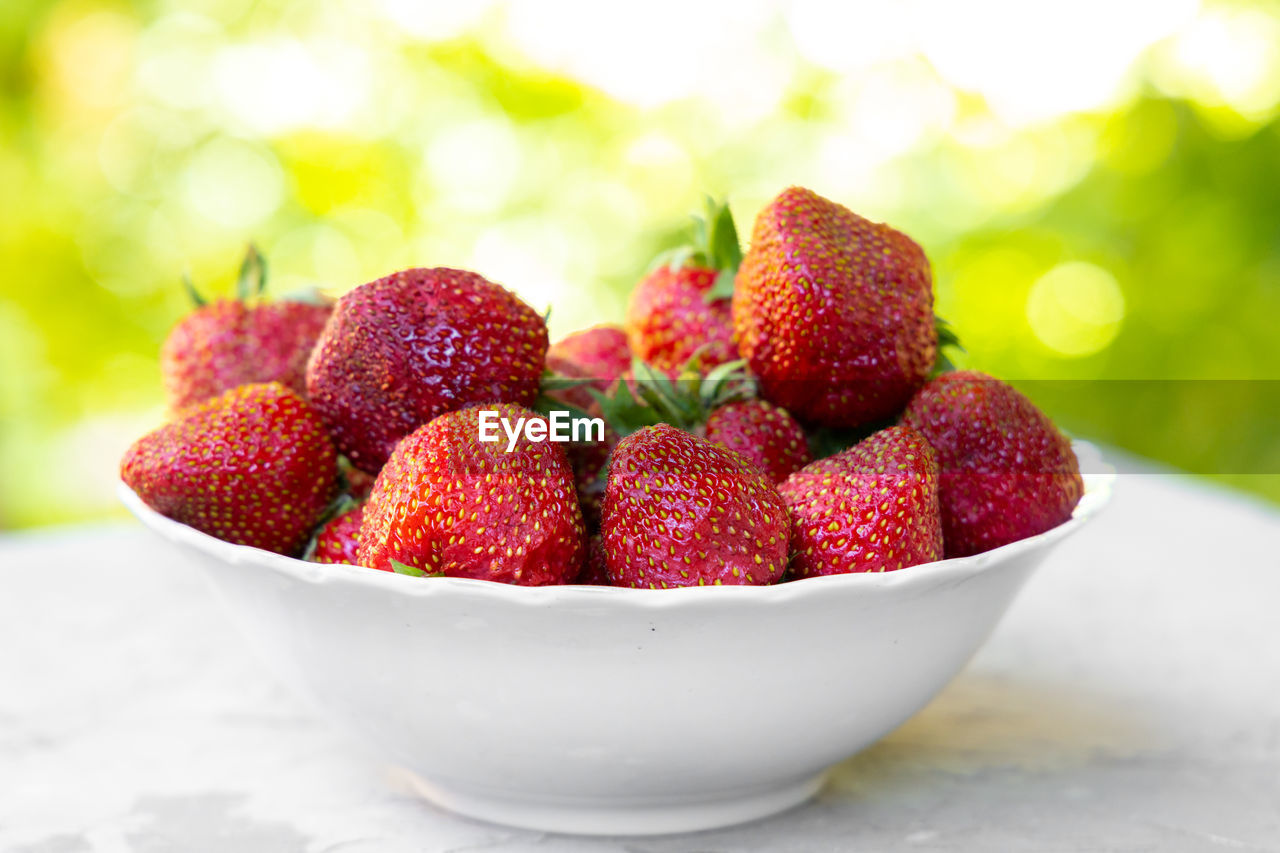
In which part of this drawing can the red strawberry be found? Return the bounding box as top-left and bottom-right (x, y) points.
(602, 424), (789, 588)
(161, 246), (332, 412)
(546, 325), (631, 387)
(575, 533), (612, 586)
(703, 399), (811, 484)
(627, 267), (735, 372)
(544, 325), (631, 418)
(733, 186), (937, 427)
(121, 382), (338, 556)
(900, 371), (1083, 558)
(306, 267), (548, 472)
(310, 504), (368, 567)
(626, 199), (741, 372)
(779, 425), (942, 578)
(357, 404), (585, 584)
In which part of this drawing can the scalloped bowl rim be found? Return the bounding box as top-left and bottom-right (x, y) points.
(118, 440), (1113, 608)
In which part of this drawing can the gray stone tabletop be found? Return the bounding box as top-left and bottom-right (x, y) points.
(3, 458), (1279, 852)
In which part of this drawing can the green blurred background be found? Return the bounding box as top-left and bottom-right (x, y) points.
(1, 0), (1277, 529)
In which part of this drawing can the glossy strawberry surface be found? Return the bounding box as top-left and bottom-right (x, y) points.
(306, 267), (547, 472)
(780, 425), (942, 578)
(901, 371), (1083, 558)
(704, 399), (812, 485)
(602, 424), (788, 588)
(733, 186), (936, 427)
(357, 404), (585, 584)
(161, 299), (332, 413)
(121, 382), (338, 556)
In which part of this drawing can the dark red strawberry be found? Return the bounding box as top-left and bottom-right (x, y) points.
(310, 504), (368, 567)
(121, 382), (338, 555)
(779, 425), (942, 578)
(626, 199), (741, 372)
(733, 186), (937, 427)
(601, 424), (788, 588)
(575, 533), (612, 586)
(306, 267), (548, 472)
(703, 399), (811, 484)
(357, 404), (585, 584)
(161, 246), (332, 412)
(900, 371), (1083, 558)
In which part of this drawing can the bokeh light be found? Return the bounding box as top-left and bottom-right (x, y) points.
(1026, 263), (1126, 358)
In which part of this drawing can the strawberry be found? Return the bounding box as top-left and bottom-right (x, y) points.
(900, 371), (1083, 558)
(703, 399), (811, 484)
(121, 382), (338, 556)
(626, 199), (741, 372)
(601, 424), (789, 588)
(733, 186), (937, 427)
(546, 325), (631, 388)
(357, 404), (585, 584)
(309, 503), (368, 567)
(306, 267), (548, 473)
(779, 425), (942, 578)
(544, 328), (630, 416)
(161, 246), (332, 413)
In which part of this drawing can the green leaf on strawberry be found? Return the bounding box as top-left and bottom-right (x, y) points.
(235, 243), (267, 302)
(389, 559), (445, 578)
(932, 314), (965, 376)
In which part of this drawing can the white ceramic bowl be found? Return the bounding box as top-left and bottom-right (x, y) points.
(119, 444), (1112, 836)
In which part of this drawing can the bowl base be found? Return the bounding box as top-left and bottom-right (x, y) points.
(404, 772), (827, 836)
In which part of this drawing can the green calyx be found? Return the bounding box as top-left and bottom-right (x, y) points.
(235, 243), (267, 301)
(181, 271), (206, 308)
(533, 369), (601, 425)
(390, 559), (445, 578)
(589, 354), (755, 437)
(932, 314), (965, 376)
(181, 243), (270, 307)
(648, 197), (743, 305)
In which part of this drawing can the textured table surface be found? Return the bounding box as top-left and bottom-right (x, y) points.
(3, 458), (1279, 852)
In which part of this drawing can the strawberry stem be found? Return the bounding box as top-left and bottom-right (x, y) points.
(181, 271), (206, 307)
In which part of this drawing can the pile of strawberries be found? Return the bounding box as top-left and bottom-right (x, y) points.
(121, 186), (1084, 588)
